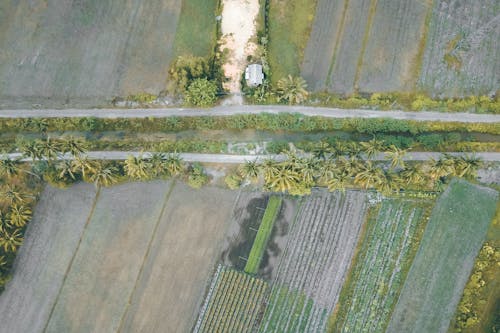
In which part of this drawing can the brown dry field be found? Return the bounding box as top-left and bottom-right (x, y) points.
(0, 181), (239, 333)
(0, 0), (182, 108)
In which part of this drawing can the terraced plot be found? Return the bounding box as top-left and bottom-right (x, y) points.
(331, 199), (429, 333)
(259, 190), (367, 332)
(194, 266), (268, 333)
(418, 0), (500, 97)
(387, 179), (499, 333)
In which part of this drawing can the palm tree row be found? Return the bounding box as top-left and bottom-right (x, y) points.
(237, 151), (483, 195)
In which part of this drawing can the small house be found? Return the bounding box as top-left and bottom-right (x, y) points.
(245, 64), (264, 87)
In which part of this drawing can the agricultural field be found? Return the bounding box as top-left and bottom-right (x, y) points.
(301, 0), (430, 94)
(418, 0), (500, 97)
(0, 181), (238, 333)
(330, 199), (430, 333)
(194, 266), (269, 333)
(386, 179), (499, 333)
(0, 0), (218, 108)
(258, 190), (368, 332)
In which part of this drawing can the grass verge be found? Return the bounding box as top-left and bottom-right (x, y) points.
(244, 196), (282, 274)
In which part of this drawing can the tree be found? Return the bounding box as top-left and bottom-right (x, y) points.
(276, 75), (309, 105)
(0, 228), (23, 252)
(385, 145), (407, 169)
(427, 155), (455, 181)
(88, 164), (118, 187)
(164, 154), (184, 176)
(71, 155), (96, 181)
(0, 157), (22, 178)
(56, 160), (77, 181)
(187, 163), (209, 189)
(19, 140), (43, 162)
(225, 174), (242, 189)
(312, 141), (330, 160)
(37, 137), (62, 160)
(184, 78), (218, 106)
(327, 171), (349, 193)
(167, 55), (211, 94)
(0, 185), (25, 205)
(61, 136), (87, 157)
(124, 155), (152, 180)
(376, 170), (402, 195)
(360, 138), (385, 159)
(239, 160), (260, 182)
(354, 161), (383, 189)
(400, 164), (425, 185)
(266, 165), (301, 193)
(454, 154), (483, 179)
(149, 152), (167, 177)
(8, 205), (31, 228)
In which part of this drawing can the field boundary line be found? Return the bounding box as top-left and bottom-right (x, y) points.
(325, 0), (350, 86)
(42, 186), (101, 333)
(116, 180), (176, 333)
(352, 0), (378, 90)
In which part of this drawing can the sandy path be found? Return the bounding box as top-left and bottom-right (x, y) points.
(220, 0), (260, 95)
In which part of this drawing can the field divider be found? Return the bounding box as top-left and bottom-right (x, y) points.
(115, 180), (176, 333)
(42, 186), (101, 333)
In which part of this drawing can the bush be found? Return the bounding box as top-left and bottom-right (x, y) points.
(167, 55), (212, 95)
(187, 163), (209, 189)
(184, 78), (218, 107)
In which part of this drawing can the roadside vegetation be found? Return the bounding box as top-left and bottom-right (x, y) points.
(244, 196), (282, 274)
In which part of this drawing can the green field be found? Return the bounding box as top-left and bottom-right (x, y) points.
(267, 0), (318, 83)
(330, 199), (429, 333)
(173, 0), (219, 57)
(386, 179), (499, 333)
(245, 196), (282, 274)
(194, 266), (268, 333)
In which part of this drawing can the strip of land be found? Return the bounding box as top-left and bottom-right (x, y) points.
(0, 105), (499, 123)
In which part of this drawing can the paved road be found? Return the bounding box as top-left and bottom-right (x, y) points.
(1, 105), (499, 123)
(5, 151), (500, 162)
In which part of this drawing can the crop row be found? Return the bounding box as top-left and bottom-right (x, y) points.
(259, 190), (367, 332)
(331, 200), (426, 332)
(195, 267), (269, 333)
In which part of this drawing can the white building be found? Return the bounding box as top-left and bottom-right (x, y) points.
(245, 64), (264, 87)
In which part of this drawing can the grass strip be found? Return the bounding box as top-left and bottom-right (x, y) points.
(245, 196), (282, 274)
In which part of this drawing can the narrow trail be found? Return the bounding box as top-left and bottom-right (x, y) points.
(1, 105), (499, 123)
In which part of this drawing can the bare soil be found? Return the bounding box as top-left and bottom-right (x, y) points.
(0, 183), (97, 333)
(0, 0), (182, 108)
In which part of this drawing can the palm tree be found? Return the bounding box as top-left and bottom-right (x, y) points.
(262, 158), (279, 183)
(148, 152), (167, 177)
(61, 136), (87, 157)
(124, 155), (152, 180)
(296, 156), (318, 187)
(88, 164), (118, 187)
(327, 171), (349, 193)
(239, 159), (260, 182)
(354, 161), (383, 189)
(454, 154), (483, 179)
(165, 154), (184, 176)
(8, 205), (31, 228)
(312, 141), (330, 160)
(0, 157), (22, 178)
(37, 137), (62, 160)
(346, 142), (362, 157)
(360, 138), (385, 159)
(56, 160), (77, 181)
(20, 140), (43, 162)
(276, 75), (309, 105)
(427, 155), (455, 181)
(0, 185), (25, 205)
(316, 160), (337, 185)
(266, 166), (300, 193)
(71, 155), (96, 181)
(385, 145), (407, 169)
(400, 164), (425, 185)
(338, 156), (362, 177)
(0, 227), (23, 252)
(331, 141), (350, 158)
(376, 170), (402, 195)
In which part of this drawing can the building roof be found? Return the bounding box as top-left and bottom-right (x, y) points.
(245, 64), (264, 86)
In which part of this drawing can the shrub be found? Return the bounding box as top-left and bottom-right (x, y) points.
(184, 78), (218, 107)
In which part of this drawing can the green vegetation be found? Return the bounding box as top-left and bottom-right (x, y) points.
(451, 205), (500, 333)
(329, 200), (430, 333)
(244, 196), (282, 274)
(386, 180), (499, 333)
(185, 78), (218, 107)
(267, 0), (318, 83)
(172, 0), (219, 57)
(195, 266), (268, 333)
(276, 75), (309, 105)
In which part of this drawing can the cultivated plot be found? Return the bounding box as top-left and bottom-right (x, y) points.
(0, 184), (96, 333)
(259, 190), (367, 332)
(387, 179), (499, 333)
(0, 0), (217, 108)
(120, 182), (237, 333)
(45, 181), (172, 333)
(194, 266), (269, 333)
(418, 0), (500, 97)
(331, 199), (428, 333)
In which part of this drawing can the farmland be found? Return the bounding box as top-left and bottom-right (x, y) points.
(258, 190), (368, 332)
(386, 179), (499, 333)
(194, 266), (269, 333)
(330, 199), (429, 333)
(0, 181), (238, 333)
(418, 0), (500, 97)
(0, 0), (218, 108)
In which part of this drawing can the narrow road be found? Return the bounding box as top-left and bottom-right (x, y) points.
(5, 151), (500, 162)
(1, 105), (499, 123)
